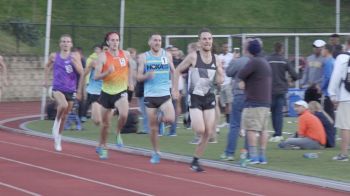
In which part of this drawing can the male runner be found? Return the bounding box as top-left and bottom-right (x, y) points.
(44, 34), (84, 151)
(173, 28), (224, 172)
(94, 32), (133, 159)
(137, 33), (175, 164)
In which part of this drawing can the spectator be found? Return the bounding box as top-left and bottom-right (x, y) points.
(329, 33), (343, 58)
(308, 101), (336, 148)
(278, 100), (326, 150)
(64, 93), (82, 131)
(238, 39), (272, 164)
(220, 38), (251, 161)
(267, 42), (298, 142)
(73, 47), (87, 122)
(168, 46), (183, 136)
(81, 44), (104, 126)
(301, 40), (325, 89)
(320, 44), (335, 120)
(218, 43), (234, 127)
(328, 36), (350, 161)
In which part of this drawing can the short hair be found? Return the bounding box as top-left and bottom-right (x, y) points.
(323, 44), (333, 53)
(346, 36), (350, 45)
(149, 32), (162, 40)
(198, 28), (212, 38)
(330, 33), (339, 38)
(92, 44), (102, 50)
(59, 34), (72, 41)
(127, 47), (136, 53)
(188, 42), (199, 51)
(274, 42), (283, 53)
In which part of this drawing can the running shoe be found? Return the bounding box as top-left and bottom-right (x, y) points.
(248, 157), (260, 165)
(332, 154), (349, 161)
(269, 136), (284, 142)
(220, 153), (234, 161)
(208, 138), (218, 144)
(259, 156), (268, 164)
(96, 146), (102, 154)
(150, 152), (160, 164)
(116, 133), (124, 148)
(189, 137), (200, 145)
(190, 160), (205, 172)
(54, 134), (62, 152)
(167, 132), (177, 137)
(99, 148), (108, 160)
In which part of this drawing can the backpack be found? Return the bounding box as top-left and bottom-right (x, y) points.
(121, 112), (139, 134)
(342, 52), (350, 92)
(46, 101), (57, 120)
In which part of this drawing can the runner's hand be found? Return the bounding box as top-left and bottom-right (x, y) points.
(76, 91), (82, 101)
(238, 81), (245, 90)
(108, 65), (115, 74)
(172, 88), (179, 100)
(146, 71), (154, 79)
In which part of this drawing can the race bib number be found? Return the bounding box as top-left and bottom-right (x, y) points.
(120, 58), (126, 67)
(65, 64), (73, 73)
(161, 57), (168, 65)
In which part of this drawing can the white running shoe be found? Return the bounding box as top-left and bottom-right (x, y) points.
(54, 134), (62, 152)
(269, 136), (284, 142)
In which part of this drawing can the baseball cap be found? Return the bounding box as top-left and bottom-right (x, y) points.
(294, 100), (308, 109)
(247, 39), (261, 56)
(313, 39), (326, 48)
(166, 45), (174, 50)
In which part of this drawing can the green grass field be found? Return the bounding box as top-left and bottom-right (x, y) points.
(26, 115), (350, 183)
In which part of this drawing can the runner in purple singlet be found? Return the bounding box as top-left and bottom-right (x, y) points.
(44, 34), (84, 151)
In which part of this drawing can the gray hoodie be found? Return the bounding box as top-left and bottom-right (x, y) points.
(226, 56), (250, 96)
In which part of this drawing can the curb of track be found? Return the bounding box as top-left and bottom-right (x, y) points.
(1, 115), (349, 193)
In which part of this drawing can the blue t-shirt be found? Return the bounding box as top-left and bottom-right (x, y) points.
(144, 49), (171, 97)
(321, 57), (334, 96)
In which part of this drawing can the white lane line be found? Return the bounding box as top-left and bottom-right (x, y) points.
(0, 181), (42, 196)
(0, 156), (153, 196)
(0, 140), (264, 196)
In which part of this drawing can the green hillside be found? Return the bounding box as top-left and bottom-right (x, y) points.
(0, 0), (349, 55)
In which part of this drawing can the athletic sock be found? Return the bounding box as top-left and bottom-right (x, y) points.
(259, 148), (266, 158)
(192, 156), (199, 164)
(248, 146), (258, 158)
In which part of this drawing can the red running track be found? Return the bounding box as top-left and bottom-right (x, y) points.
(0, 102), (348, 196)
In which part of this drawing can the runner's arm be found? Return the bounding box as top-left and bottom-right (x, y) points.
(215, 54), (224, 85)
(136, 53), (153, 82)
(72, 52), (84, 100)
(172, 52), (194, 98)
(43, 53), (56, 87)
(94, 52), (111, 80)
(125, 50), (134, 91)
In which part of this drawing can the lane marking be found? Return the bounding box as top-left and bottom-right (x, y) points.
(0, 181), (42, 196)
(0, 156), (153, 196)
(0, 140), (263, 196)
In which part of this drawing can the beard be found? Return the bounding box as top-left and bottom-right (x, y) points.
(202, 46), (212, 52)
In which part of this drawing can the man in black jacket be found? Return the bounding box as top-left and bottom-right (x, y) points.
(267, 42), (298, 142)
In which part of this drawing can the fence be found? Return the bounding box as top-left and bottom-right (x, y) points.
(1, 22), (350, 56)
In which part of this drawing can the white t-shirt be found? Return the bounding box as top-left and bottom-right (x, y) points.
(219, 53), (234, 86)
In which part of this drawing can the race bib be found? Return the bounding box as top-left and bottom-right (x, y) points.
(120, 58), (126, 67)
(161, 57), (168, 65)
(65, 64), (73, 73)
